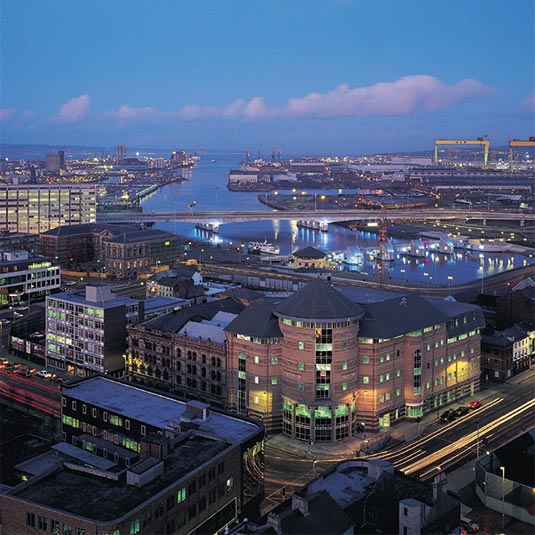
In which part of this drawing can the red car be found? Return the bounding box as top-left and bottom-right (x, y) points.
(469, 399), (481, 410)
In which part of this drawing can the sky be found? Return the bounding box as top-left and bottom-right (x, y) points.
(1, 0), (534, 155)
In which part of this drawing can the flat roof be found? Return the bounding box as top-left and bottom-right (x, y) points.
(49, 290), (137, 310)
(62, 376), (261, 443)
(12, 434), (228, 521)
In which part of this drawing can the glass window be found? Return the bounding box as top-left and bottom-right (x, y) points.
(363, 376), (369, 384)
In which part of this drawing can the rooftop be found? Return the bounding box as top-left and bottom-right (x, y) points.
(273, 279), (365, 322)
(142, 297), (245, 333)
(12, 434), (227, 522)
(62, 375), (261, 443)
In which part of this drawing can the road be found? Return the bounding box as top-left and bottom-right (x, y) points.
(262, 375), (535, 512)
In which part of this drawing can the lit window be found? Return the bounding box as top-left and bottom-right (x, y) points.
(363, 376), (369, 384)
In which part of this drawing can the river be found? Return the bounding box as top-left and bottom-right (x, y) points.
(140, 151), (534, 286)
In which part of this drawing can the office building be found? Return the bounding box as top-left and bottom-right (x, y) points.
(0, 184), (97, 234)
(40, 223), (183, 277)
(0, 375), (265, 535)
(45, 151), (65, 173)
(0, 250), (60, 308)
(128, 298), (246, 408)
(128, 280), (484, 441)
(46, 285), (142, 376)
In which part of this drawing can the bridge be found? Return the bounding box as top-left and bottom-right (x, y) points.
(96, 208), (534, 227)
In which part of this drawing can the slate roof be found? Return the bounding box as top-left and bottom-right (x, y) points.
(141, 297), (245, 333)
(358, 294), (484, 339)
(41, 222), (136, 237)
(292, 246), (326, 259)
(105, 228), (177, 244)
(225, 303), (283, 339)
(273, 279), (364, 321)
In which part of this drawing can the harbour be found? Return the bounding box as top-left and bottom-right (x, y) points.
(139, 153), (535, 286)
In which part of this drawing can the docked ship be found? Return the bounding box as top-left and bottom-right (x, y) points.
(247, 240), (280, 255)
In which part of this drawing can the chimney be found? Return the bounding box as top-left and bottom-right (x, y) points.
(292, 490), (309, 516)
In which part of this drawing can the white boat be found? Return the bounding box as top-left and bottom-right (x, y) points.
(248, 240), (280, 255)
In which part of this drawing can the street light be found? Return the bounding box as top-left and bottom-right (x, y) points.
(500, 466), (505, 529)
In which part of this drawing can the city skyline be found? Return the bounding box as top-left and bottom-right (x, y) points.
(1, 0), (534, 154)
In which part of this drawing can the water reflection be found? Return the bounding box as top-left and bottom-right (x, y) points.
(141, 154), (534, 285)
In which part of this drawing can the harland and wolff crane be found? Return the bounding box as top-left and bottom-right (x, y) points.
(434, 137), (490, 166)
(508, 137), (535, 170)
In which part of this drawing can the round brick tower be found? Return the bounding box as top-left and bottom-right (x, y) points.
(273, 279), (364, 442)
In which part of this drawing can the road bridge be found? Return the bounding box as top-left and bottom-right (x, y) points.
(96, 208), (533, 227)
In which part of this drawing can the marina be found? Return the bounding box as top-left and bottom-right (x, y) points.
(139, 153), (535, 286)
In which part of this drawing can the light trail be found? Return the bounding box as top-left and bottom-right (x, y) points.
(365, 397), (504, 463)
(400, 398), (535, 476)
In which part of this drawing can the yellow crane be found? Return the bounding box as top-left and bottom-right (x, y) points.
(508, 137), (535, 170)
(434, 137), (490, 166)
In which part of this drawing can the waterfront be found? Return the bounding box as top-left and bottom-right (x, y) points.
(141, 152), (534, 286)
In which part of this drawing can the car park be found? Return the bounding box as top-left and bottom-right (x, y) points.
(468, 400), (482, 410)
(453, 406), (470, 418)
(440, 410), (456, 423)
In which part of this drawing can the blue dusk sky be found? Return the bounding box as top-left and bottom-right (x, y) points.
(1, 0), (534, 155)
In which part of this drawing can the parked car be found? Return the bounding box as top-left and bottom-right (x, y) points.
(440, 410), (456, 423)
(453, 406), (470, 418)
(36, 369), (52, 378)
(468, 399), (482, 410)
(460, 517), (479, 533)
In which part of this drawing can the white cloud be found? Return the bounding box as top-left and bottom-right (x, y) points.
(109, 104), (157, 120)
(59, 94), (91, 122)
(284, 76), (489, 118)
(101, 75), (490, 125)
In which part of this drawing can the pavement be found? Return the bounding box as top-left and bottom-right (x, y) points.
(265, 384), (504, 462)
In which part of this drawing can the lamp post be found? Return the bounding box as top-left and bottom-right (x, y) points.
(200, 248), (204, 264)
(500, 466), (505, 530)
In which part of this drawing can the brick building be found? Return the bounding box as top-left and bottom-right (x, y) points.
(127, 280), (484, 442)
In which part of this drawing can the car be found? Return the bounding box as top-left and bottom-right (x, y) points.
(53, 376), (64, 383)
(468, 400), (482, 410)
(36, 369), (52, 378)
(460, 517), (479, 533)
(453, 406), (470, 418)
(440, 410), (456, 423)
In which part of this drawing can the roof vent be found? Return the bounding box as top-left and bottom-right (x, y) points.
(399, 297), (408, 307)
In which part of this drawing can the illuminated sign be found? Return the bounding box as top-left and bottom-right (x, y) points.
(28, 262), (52, 270)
